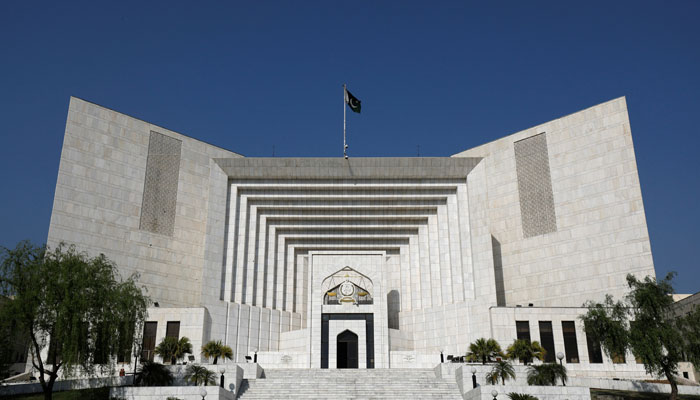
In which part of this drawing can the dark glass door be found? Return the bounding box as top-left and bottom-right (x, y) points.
(337, 330), (358, 368)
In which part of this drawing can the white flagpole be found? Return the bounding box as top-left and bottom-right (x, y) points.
(343, 83), (348, 159)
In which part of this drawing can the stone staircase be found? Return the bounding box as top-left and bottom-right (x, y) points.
(236, 368), (463, 399)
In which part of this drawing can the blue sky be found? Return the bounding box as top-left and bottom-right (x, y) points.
(1, 1), (698, 293)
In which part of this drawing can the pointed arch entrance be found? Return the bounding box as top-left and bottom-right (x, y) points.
(337, 330), (358, 369)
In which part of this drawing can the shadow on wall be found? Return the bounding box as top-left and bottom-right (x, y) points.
(491, 236), (506, 307)
(388, 290), (400, 329)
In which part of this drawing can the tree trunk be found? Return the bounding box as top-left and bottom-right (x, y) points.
(43, 374), (57, 400)
(663, 369), (678, 400)
(213, 356), (218, 365)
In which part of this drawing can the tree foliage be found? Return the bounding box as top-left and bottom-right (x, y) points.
(201, 340), (233, 365)
(506, 340), (545, 365)
(466, 338), (503, 364)
(0, 241), (149, 399)
(486, 359), (516, 385)
(526, 363), (567, 386)
(508, 394), (539, 400)
(135, 361), (173, 386)
(184, 364), (217, 386)
(580, 273), (700, 400)
(155, 336), (193, 365)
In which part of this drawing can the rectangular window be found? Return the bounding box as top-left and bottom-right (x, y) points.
(630, 321), (643, 364)
(585, 329), (603, 364)
(612, 352), (626, 364)
(93, 326), (107, 364)
(141, 321), (157, 362)
(562, 321), (580, 363)
(166, 321), (180, 339)
(539, 321), (556, 363)
(117, 320), (134, 364)
(516, 321), (531, 343)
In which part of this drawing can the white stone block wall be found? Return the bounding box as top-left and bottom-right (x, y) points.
(488, 306), (652, 380)
(453, 96), (656, 308)
(463, 385), (591, 400)
(47, 97), (243, 308)
(110, 386), (234, 400)
(256, 351), (310, 369)
(143, 307), (207, 364)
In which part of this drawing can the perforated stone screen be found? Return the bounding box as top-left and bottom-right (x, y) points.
(139, 131), (182, 236)
(514, 133), (557, 238)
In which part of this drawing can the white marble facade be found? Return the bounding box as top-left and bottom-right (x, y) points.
(45, 96), (656, 374)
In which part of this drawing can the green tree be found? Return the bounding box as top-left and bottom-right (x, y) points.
(508, 394), (539, 400)
(184, 364), (217, 386)
(486, 359), (516, 385)
(580, 273), (700, 400)
(466, 338), (503, 364)
(135, 361), (173, 386)
(506, 340), (545, 365)
(0, 241), (149, 400)
(526, 363), (567, 386)
(155, 336), (193, 365)
(201, 340), (234, 365)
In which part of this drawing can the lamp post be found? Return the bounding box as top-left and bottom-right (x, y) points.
(491, 389), (498, 399)
(471, 366), (477, 389)
(556, 352), (566, 386)
(253, 348), (258, 363)
(440, 349), (444, 363)
(199, 387), (207, 399)
(219, 367), (226, 388)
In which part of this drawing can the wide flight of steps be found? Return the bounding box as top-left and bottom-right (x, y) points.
(236, 368), (463, 399)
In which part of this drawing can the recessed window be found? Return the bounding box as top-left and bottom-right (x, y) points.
(612, 352), (626, 364)
(539, 321), (556, 363)
(585, 329), (603, 364)
(516, 321), (531, 343)
(166, 321), (180, 338)
(141, 321), (158, 362)
(562, 321), (580, 363)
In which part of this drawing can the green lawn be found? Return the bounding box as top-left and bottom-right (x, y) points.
(4, 387), (111, 400)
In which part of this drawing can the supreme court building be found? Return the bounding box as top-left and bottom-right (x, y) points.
(46, 96), (655, 376)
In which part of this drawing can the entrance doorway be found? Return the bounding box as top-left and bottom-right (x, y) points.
(337, 330), (358, 368)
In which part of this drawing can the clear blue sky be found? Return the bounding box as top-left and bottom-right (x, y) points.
(1, 1), (698, 293)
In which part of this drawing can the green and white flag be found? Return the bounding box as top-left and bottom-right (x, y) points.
(345, 88), (361, 113)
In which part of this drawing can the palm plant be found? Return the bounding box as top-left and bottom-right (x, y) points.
(486, 359), (516, 385)
(526, 363), (567, 386)
(508, 394), (539, 400)
(155, 336), (193, 364)
(135, 361), (174, 386)
(506, 339), (545, 365)
(201, 340), (234, 364)
(184, 364), (217, 386)
(466, 338), (503, 364)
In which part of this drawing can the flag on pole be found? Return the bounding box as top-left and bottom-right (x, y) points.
(345, 88), (361, 113)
